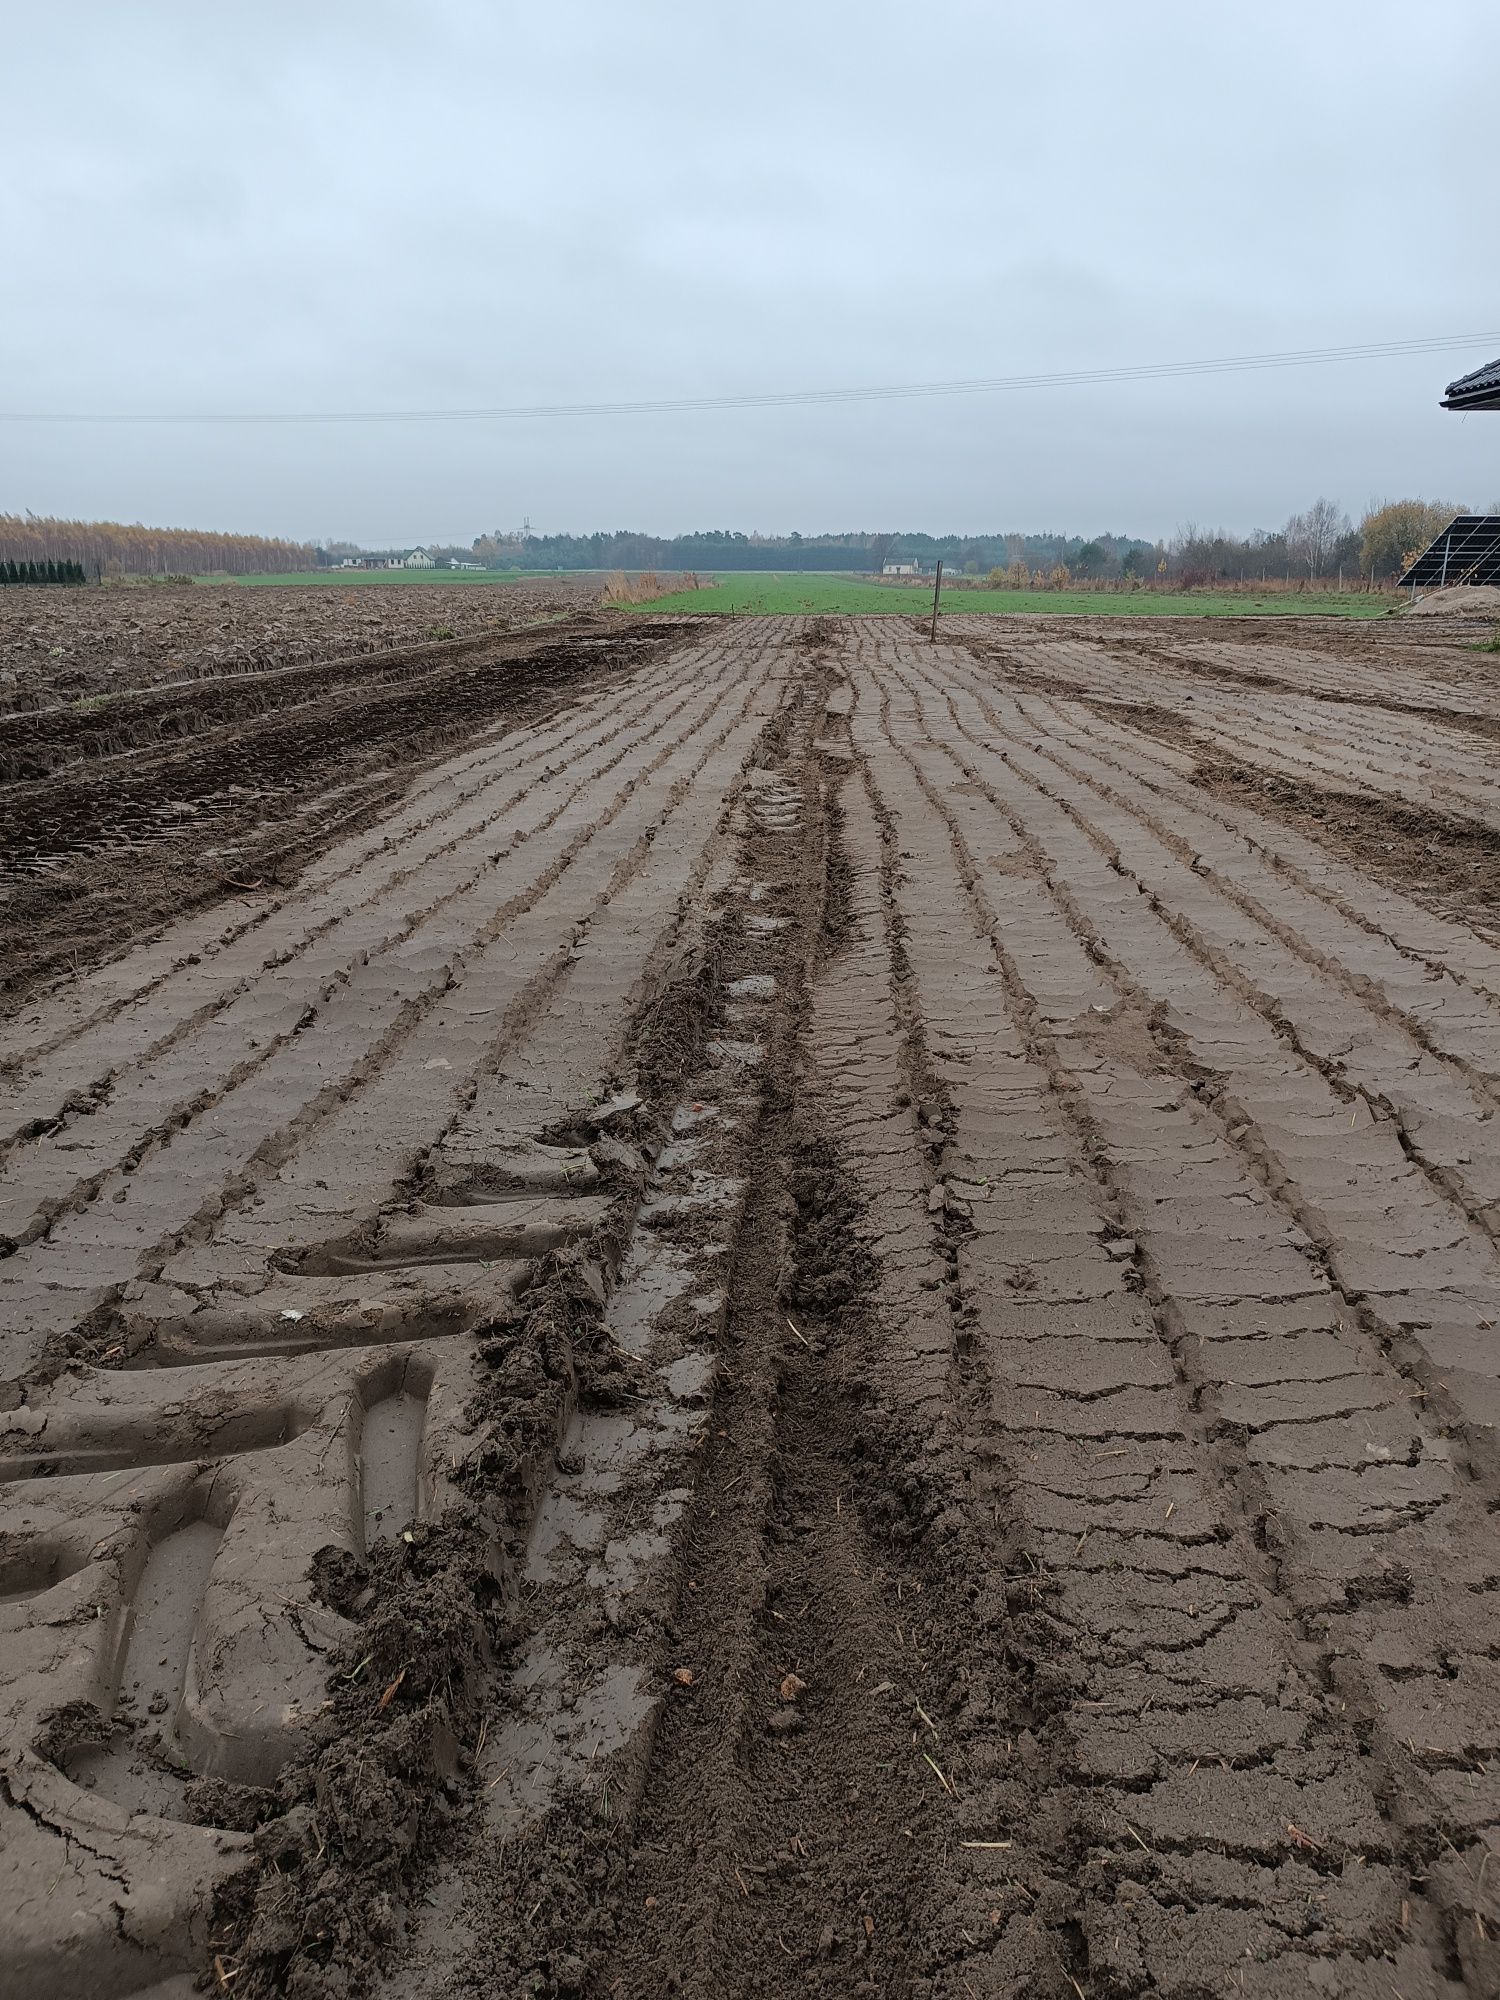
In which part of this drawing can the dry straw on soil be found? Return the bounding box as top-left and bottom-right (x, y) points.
(604, 569), (705, 605)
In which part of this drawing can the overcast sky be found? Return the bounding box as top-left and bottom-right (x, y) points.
(6, 0), (1497, 546)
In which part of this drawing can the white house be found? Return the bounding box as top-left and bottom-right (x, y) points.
(882, 560), (920, 577)
(403, 548), (436, 569)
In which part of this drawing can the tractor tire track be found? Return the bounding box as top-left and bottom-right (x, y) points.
(6, 613), (1500, 2000)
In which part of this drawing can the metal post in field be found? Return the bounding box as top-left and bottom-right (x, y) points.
(930, 558), (943, 641)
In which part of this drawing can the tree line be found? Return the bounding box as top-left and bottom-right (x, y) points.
(4, 501), (1478, 588)
(449, 527), (1165, 576)
(1169, 499), (1478, 587)
(0, 514), (316, 578)
(1, 558), (88, 586)
(432, 504), (1481, 584)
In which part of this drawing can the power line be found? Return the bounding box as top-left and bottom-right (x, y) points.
(2, 332), (1493, 426)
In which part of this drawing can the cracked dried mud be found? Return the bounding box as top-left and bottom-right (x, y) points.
(5, 610), (1500, 1999)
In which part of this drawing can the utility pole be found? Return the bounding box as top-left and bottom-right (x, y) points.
(929, 558), (943, 641)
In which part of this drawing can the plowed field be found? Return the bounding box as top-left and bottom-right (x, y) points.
(5, 614), (1500, 2000)
(0, 577), (603, 714)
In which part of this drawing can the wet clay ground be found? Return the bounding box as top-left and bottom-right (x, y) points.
(0, 603), (660, 1001)
(4, 615), (1500, 1999)
(0, 577), (604, 714)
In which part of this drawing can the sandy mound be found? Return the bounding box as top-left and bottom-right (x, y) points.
(1407, 583), (1500, 616)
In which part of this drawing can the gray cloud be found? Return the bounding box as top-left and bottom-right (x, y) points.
(6, 0), (1497, 543)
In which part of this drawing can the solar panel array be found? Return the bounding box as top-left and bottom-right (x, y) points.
(1400, 515), (1500, 588)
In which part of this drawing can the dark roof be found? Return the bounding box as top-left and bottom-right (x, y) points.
(1441, 357), (1500, 411)
(1399, 515), (1500, 587)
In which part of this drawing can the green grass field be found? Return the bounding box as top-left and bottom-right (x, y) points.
(196, 568), (1394, 618)
(196, 568), (529, 587)
(622, 574), (1392, 619)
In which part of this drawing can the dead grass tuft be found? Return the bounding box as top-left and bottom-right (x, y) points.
(605, 570), (703, 606)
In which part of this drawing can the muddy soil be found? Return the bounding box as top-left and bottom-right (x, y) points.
(1195, 758), (1500, 934)
(0, 576), (603, 715)
(0, 613), (681, 1001)
(4, 614), (1500, 2000)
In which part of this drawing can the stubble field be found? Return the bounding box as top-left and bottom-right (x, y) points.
(4, 600), (1500, 2000)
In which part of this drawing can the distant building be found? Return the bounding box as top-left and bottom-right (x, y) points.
(448, 559), (484, 571)
(1441, 357), (1500, 412)
(882, 560), (920, 576)
(334, 548), (449, 570)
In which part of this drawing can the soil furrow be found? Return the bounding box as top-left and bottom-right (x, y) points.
(6, 612), (1500, 2000)
(879, 645), (1500, 1490)
(913, 660), (1500, 1242)
(0, 619), (690, 1003)
(853, 641), (1469, 1994)
(0, 631), (721, 1121)
(0, 645), (740, 1230)
(0, 650), (774, 1391)
(1005, 691), (1500, 1093)
(1019, 688), (1500, 1010)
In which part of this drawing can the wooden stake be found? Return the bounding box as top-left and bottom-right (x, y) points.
(930, 558), (944, 641)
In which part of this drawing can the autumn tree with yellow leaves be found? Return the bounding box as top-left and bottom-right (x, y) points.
(0, 514), (315, 578)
